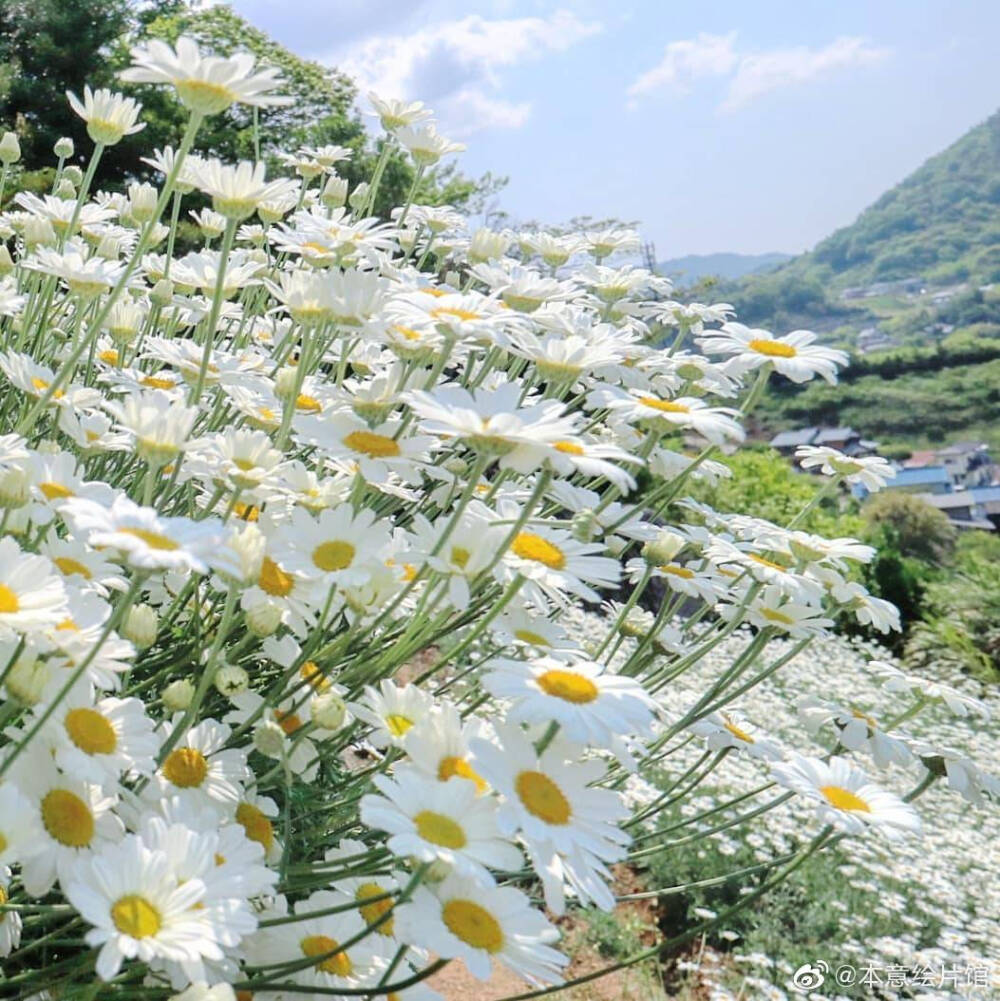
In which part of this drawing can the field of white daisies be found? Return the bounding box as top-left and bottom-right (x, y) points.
(0, 34), (995, 1001)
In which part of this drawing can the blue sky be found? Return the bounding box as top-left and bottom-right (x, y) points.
(228, 0), (1000, 258)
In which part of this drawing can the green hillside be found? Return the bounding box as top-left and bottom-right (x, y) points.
(792, 108), (1000, 290)
(713, 110), (1000, 451)
(714, 109), (1000, 333)
(657, 251), (791, 283)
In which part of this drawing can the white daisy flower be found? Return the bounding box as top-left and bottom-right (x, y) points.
(63, 832), (226, 982)
(770, 754), (920, 839)
(350, 680), (435, 748)
(699, 322), (848, 384)
(62, 495), (240, 576)
(361, 769), (522, 884)
(482, 656), (656, 757)
(396, 872), (566, 985)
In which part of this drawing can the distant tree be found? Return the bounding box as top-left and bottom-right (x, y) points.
(862, 492), (956, 565)
(0, 0), (181, 183)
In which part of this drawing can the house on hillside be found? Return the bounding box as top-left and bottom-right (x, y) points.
(769, 426), (877, 462)
(881, 466), (953, 495)
(919, 486), (1000, 531)
(935, 442), (994, 489)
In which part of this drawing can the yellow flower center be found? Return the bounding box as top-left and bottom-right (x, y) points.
(430, 306), (481, 322)
(258, 556), (294, 597)
(300, 935), (353, 977)
(120, 528), (178, 551)
(760, 607), (795, 626)
(65, 707), (117, 755)
(275, 710), (303, 735)
(748, 338), (797, 358)
(659, 563), (695, 579)
(414, 810), (466, 849)
(30, 376), (65, 399)
(111, 894), (161, 939)
(385, 713), (413, 738)
(851, 708), (878, 728)
(300, 660), (330, 691)
(514, 628), (550, 647)
(442, 899), (504, 952)
(343, 430), (401, 459)
(57, 552), (93, 574)
(39, 481), (75, 500)
(0, 585), (19, 614)
(236, 801), (274, 852)
(438, 755), (488, 794)
(536, 668), (598, 704)
(748, 554), (788, 572)
(295, 394), (322, 413)
(511, 532), (566, 570)
(174, 78), (237, 114)
(162, 747), (209, 788)
(640, 396), (689, 414)
(449, 546), (471, 569)
(721, 714), (755, 743)
(98, 349), (120, 365)
(356, 882), (395, 934)
(515, 770), (572, 825)
(312, 540), (355, 572)
(141, 375), (176, 390)
(553, 440), (584, 456)
(40, 788), (94, 847)
(820, 785), (871, 813)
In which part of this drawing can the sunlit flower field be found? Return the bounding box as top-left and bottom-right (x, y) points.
(0, 35), (994, 1001)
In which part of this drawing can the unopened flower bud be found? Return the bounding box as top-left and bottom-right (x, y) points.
(0, 246), (13, 277)
(123, 604), (158, 648)
(96, 235), (121, 260)
(253, 719), (286, 758)
(162, 678), (195, 711)
(54, 136), (75, 159)
(246, 600), (282, 638)
(571, 508), (599, 542)
(63, 165), (84, 186)
(642, 530), (686, 566)
(214, 663), (249, 697)
(5, 657), (48, 706)
(348, 182), (370, 211)
(150, 278), (174, 306)
(0, 132), (21, 165)
(311, 692), (347, 731)
(320, 175), (348, 208)
(37, 439), (61, 455)
(54, 178), (77, 201)
(443, 457), (467, 476)
(0, 466), (31, 509)
(128, 181), (158, 222)
(24, 216), (57, 249)
(274, 365), (298, 399)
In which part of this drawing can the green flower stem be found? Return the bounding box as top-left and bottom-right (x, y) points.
(17, 111), (204, 434)
(0, 574), (144, 780)
(154, 583), (239, 766)
(189, 217), (238, 406)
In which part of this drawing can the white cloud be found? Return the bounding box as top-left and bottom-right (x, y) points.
(628, 33), (889, 113)
(327, 10), (602, 136)
(626, 32), (737, 105)
(721, 36), (890, 112)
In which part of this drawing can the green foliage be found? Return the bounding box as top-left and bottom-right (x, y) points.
(904, 532), (1000, 683)
(861, 493), (957, 565)
(757, 357), (1000, 451)
(0, 0), (177, 183)
(1, 0), (501, 214)
(687, 448), (862, 540)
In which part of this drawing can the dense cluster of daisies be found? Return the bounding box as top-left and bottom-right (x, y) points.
(0, 33), (992, 1001)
